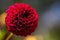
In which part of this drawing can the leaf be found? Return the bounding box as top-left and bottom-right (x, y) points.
(0, 27), (8, 40)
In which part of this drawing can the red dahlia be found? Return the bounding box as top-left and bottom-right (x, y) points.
(5, 3), (38, 36)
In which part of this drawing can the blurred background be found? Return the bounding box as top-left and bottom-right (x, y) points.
(0, 0), (60, 40)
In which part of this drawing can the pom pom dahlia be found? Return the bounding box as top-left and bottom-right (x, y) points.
(5, 3), (38, 36)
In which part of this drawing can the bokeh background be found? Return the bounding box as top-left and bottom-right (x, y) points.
(0, 0), (60, 40)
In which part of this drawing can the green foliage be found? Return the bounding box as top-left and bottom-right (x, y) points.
(49, 26), (60, 40)
(13, 0), (23, 3)
(0, 27), (7, 40)
(11, 35), (22, 40)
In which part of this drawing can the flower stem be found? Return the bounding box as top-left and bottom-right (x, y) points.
(6, 33), (13, 40)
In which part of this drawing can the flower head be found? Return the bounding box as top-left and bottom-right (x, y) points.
(5, 3), (38, 36)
